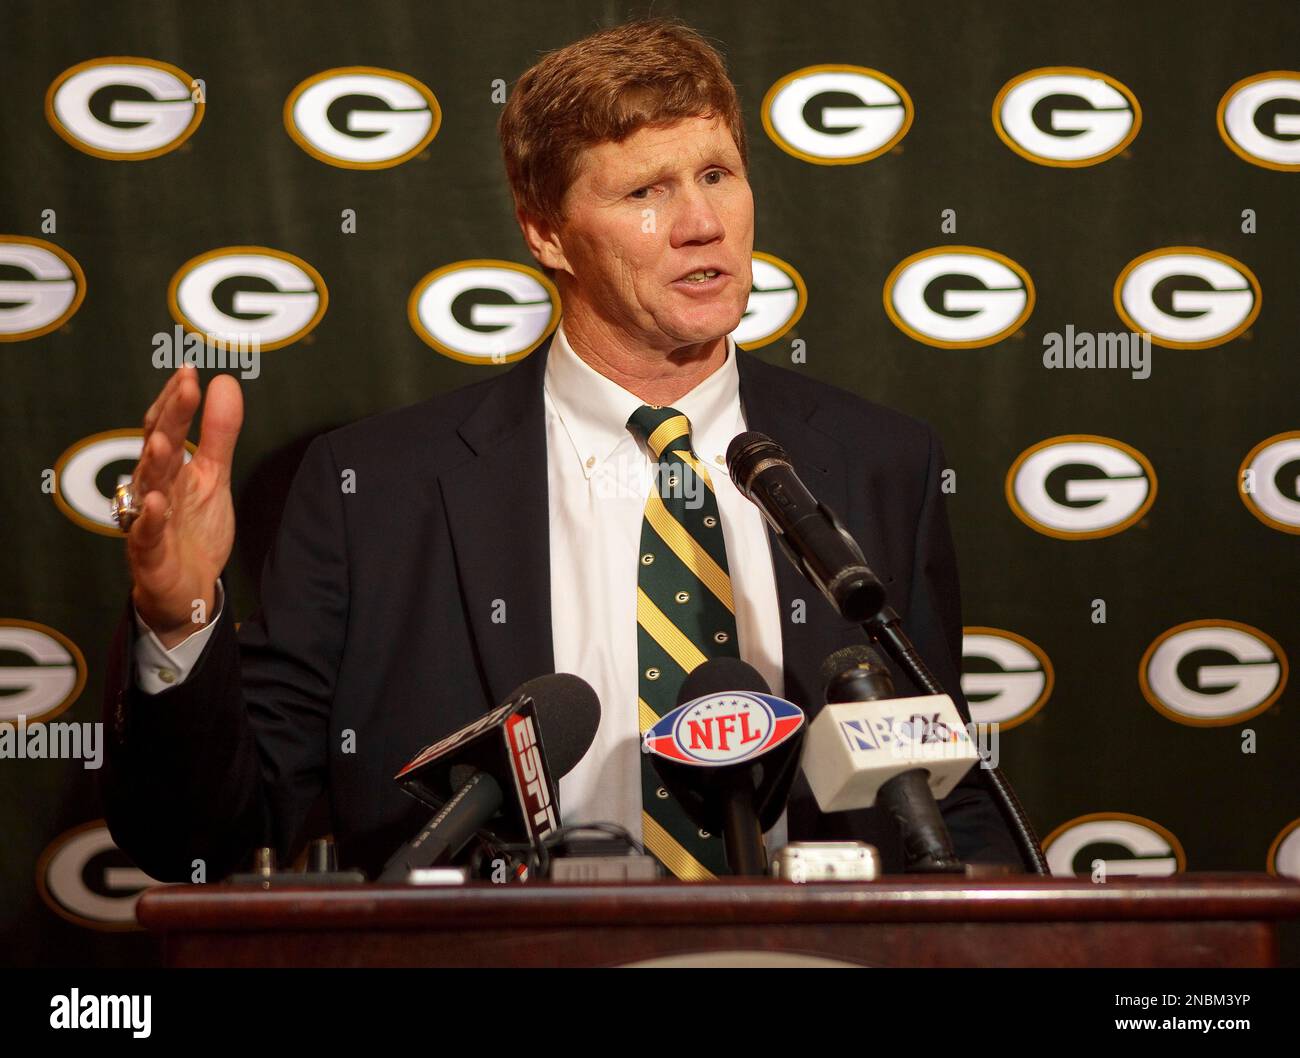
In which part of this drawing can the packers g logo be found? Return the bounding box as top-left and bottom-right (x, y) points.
(762, 65), (912, 164)
(408, 259), (559, 364)
(46, 57), (203, 160)
(1239, 431), (1300, 534)
(1007, 435), (1156, 539)
(0, 620), (87, 724)
(169, 246), (327, 351)
(1140, 620), (1287, 726)
(53, 429), (197, 536)
(1269, 818), (1300, 880)
(0, 236), (87, 341)
(1114, 247), (1260, 349)
(884, 247), (1034, 348)
(993, 67), (1141, 166)
(284, 66), (441, 169)
(961, 627), (1053, 729)
(37, 821), (162, 930)
(1217, 71), (1300, 171)
(734, 251), (807, 349)
(1044, 813), (1185, 878)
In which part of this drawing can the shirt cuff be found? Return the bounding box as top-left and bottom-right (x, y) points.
(132, 580), (225, 694)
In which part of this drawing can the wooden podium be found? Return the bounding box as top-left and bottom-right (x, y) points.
(136, 873), (1300, 967)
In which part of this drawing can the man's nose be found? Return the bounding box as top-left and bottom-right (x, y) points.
(671, 185), (726, 245)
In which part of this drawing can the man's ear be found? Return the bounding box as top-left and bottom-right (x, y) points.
(517, 207), (572, 277)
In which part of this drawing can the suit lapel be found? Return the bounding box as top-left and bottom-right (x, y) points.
(438, 338), (556, 706)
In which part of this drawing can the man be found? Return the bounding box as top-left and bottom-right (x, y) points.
(103, 19), (1022, 881)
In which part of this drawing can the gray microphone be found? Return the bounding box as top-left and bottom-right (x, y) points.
(809, 645), (969, 873)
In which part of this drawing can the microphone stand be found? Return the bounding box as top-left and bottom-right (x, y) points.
(726, 431), (1049, 875)
(864, 605), (1050, 876)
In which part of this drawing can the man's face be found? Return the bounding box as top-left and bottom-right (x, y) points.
(539, 113), (754, 352)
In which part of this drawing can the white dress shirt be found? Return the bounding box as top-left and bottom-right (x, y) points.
(543, 323), (785, 848)
(133, 320), (787, 851)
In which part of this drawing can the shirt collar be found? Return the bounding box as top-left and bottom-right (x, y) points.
(544, 319), (741, 478)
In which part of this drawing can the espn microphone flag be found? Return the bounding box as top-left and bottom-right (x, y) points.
(395, 693), (559, 847)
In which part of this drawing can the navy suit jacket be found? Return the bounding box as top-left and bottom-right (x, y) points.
(101, 336), (1023, 880)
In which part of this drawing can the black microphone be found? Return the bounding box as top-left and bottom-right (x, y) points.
(816, 645), (965, 873)
(726, 431), (885, 622)
(643, 658), (806, 876)
(379, 674), (600, 881)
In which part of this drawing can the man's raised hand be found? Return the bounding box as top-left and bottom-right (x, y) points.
(126, 365), (243, 650)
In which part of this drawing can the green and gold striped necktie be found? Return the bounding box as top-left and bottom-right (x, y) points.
(627, 404), (739, 879)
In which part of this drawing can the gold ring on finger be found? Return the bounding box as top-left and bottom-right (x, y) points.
(111, 482), (141, 533)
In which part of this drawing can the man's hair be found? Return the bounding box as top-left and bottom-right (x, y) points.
(498, 17), (747, 231)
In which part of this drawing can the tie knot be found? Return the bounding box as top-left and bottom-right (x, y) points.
(628, 405), (693, 461)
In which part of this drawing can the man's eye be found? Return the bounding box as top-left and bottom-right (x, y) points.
(704, 169), (725, 184)
(628, 186), (651, 200)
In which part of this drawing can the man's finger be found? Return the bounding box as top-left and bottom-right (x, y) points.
(135, 368), (200, 493)
(193, 373), (244, 484)
(142, 365), (190, 440)
(142, 424), (188, 499)
(153, 366), (201, 451)
(125, 490), (171, 568)
(132, 430), (167, 494)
